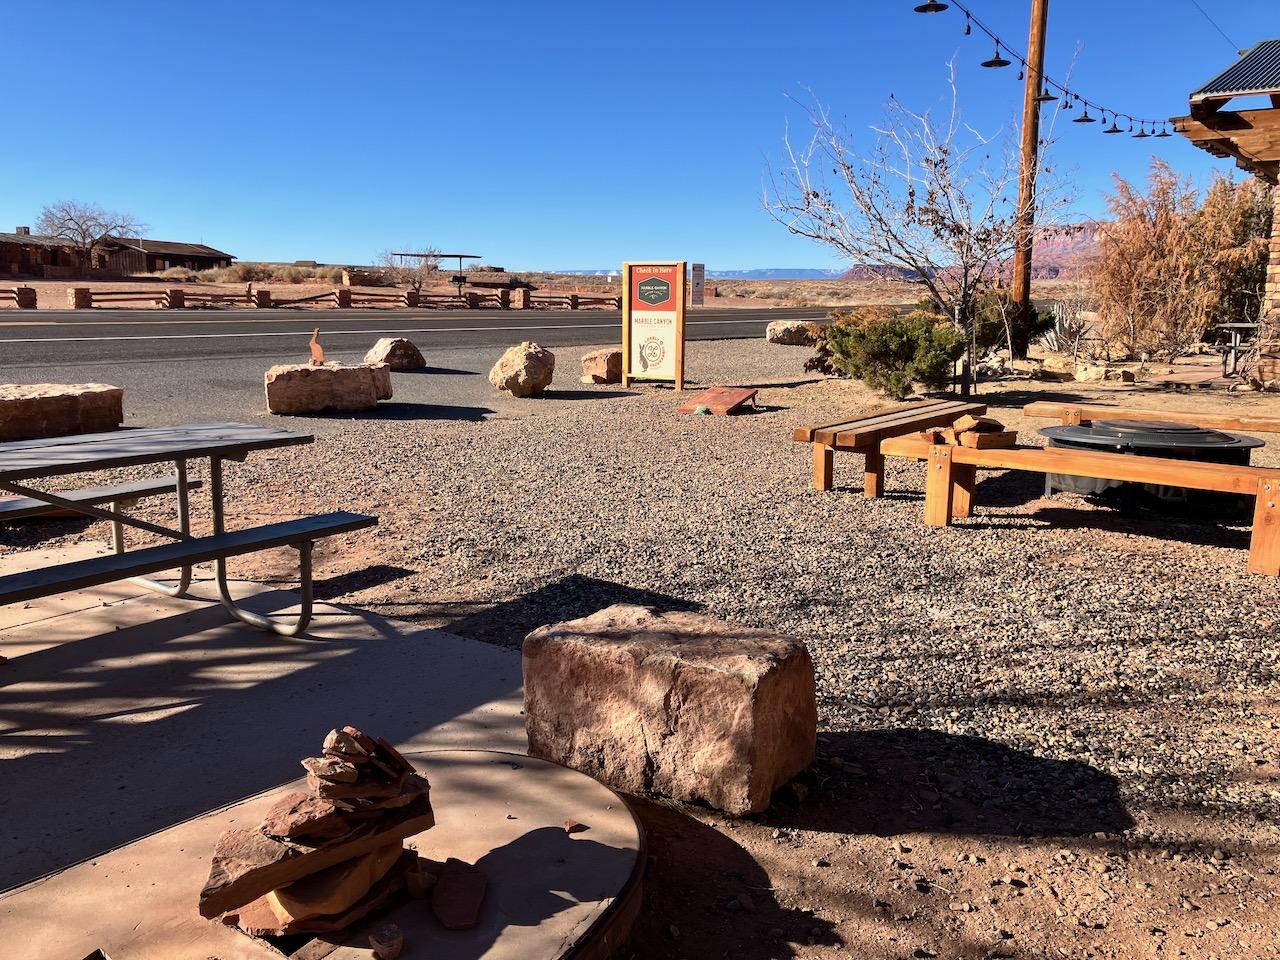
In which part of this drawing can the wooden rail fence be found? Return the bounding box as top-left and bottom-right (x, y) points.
(44, 285), (623, 311)
(0, 287), (37, 309)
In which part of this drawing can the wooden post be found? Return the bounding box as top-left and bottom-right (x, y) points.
(1249, 479), (1280, 575)
(952, 463), (977, 519)
(14, 286), (36, 309)
(923, 445), (955, 527)
(863, 449), (884, 498)
(253, 289), (272, 308)
(334, 288), (352, 309)
(69, 287), (91, 309)
(165, 288), (184, 309)
(1010, 0), (1050, 343)
(813, 443), (835, 491)
(568, 294), (580, 310)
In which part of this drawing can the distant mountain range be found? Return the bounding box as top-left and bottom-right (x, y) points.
(550, 226), (1100, 282)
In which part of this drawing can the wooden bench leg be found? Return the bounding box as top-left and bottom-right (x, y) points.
(1249, 479), (1280, 575)
(812, 443), (835, 491)
(952, 464), (976, 519)
(863, 449), (884, 498)
(924, 445), (955, 527)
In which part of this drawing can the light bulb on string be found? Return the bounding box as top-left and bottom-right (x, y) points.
(1134, 123), (1150, 139)
(1074, 106), (1096, 123)
(1035, 86), (1058, 103)
(964, 13), (971, 35)
(1104, 114), (1123, 134)
(1156, 124), (1172, 138)
(913, 2), (949, 11)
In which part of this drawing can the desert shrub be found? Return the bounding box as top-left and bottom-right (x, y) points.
(220, 262), (272, 283)
(825, 309), (965, 398)
(972, 290), (1054, 358)
(278, 266), (308, 284)
(155, 266), (196, 281)
(806, 305), (900, 374)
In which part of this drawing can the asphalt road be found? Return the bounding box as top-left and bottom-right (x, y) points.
(0, 305), (835, 366)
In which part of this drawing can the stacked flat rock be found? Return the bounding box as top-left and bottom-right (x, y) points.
(199, 726), (434, 937)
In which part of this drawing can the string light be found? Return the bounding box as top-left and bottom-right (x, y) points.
(914, 0), (1173, 140)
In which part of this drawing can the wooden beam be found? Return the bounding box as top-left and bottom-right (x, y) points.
(863, 449), (884, 499)
(1250, 478), (1280, 575)
(923, 445), (955, 527)
(1022, 401), (1280, 434)
(812, 443), (834, 492)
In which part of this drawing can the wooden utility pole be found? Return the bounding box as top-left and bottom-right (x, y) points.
(1011, 0), (1049, 345)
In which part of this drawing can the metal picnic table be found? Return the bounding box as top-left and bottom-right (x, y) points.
(1212, 321), (1261, 377)
(0, 422), (375, 636)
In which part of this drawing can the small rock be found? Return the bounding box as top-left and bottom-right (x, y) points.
(369, 922), (403, 959)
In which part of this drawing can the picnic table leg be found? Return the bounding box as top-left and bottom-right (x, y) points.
(923, 445), (955, 527)
(812, 443), (835, 491)
(863, 449), (884, 498)
(952, 463), (976, 519)
(114, 459), (193, 598)
(209, 456), (316, 636)
(1248, 479), (1280, 576)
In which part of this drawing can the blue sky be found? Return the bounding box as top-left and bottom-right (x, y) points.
(2, 0), (1274, 270)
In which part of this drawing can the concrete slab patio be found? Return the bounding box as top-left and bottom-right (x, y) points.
(0, 543), (526, 892)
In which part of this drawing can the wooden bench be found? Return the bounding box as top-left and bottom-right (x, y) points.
(0, 476), (202, 521)
(0, 511), (377, 609)
(794, 398), (987, 494)
(1024, 402), (1280, 434)
(879, 434), (1280, 575)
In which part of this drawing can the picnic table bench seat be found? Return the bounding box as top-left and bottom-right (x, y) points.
(0, 476), (203, 521)
(878, 433), (1280, 576)
(0, 511), (377, 608)
(794, 398), (986, 493)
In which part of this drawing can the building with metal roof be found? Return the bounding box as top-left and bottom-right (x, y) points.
(1175, 39), (1280, 183)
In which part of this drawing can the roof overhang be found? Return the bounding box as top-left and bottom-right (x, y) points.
(1178, 39), (1280, 184)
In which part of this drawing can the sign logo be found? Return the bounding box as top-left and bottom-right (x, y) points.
(637, 277), (671, 306)
(639, 336), (666, 370)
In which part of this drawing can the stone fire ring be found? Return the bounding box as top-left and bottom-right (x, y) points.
(0, 750), (644, 960)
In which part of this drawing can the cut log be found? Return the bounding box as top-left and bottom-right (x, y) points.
(954, 414), (1005, 433)
(958, 430), (1018, 449)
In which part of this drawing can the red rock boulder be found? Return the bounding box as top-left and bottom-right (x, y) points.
(523, 604), (817, 815)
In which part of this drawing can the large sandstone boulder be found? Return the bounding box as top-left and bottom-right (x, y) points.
(580, 348), (622, 384)
(766, 320), (819, 346)
(364, 338), (425, 371)
(489, 341), (555, 397)
(523, 604), (817, 815)
(0, 383), (123, 442)
(264, 363), (392, 415)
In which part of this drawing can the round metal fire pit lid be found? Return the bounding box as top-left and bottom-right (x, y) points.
(1039, 418), (1264, 451)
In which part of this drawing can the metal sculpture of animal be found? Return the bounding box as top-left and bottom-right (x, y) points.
(309, 328), (325, 366)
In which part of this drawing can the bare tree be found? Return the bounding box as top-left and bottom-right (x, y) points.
(35, 200), (144, 270)
(376, 247), (442, 293)
(765, 66), (1069, 381)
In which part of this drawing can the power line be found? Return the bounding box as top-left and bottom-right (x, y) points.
(919, 0), (1176, 137)
(1186, 0), (1239, 52)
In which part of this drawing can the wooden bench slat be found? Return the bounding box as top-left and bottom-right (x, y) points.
(1023, 402), (1280, 435)
(815, 401), (986, 448)
(791, 399), (954, 442)
(0, 477), (203, 521)
(0, 511), (376, 607)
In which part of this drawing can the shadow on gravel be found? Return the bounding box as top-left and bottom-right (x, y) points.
(0, 515), (94, 548)
(400, 365), (480, 376)
(340, 401), (494, 422)
(627, 796), (840, 958)
(779, 729), (1132, 838)
(994, 505), (1252, 548)
(312, 563), (416, 599)
(974, 388), (1094, 411)
(443, 574), (702, 649)
(542, 389), (638, 401)
(972, 468), (1046, 507)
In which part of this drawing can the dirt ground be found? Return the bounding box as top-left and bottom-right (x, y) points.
(5, 342), (1280, 958)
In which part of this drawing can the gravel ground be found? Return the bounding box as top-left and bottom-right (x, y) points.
(5, 339), (1280, 958)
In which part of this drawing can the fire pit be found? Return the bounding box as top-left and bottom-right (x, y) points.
(1038, 418), (1264, 514)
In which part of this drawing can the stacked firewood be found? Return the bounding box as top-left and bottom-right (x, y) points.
(916, 414), (1018, 449)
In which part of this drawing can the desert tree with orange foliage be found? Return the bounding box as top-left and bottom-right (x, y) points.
(1092, 160), (1272, 360)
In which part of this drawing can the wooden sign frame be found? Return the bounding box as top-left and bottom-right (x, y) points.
(621, 261), (686, 390)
